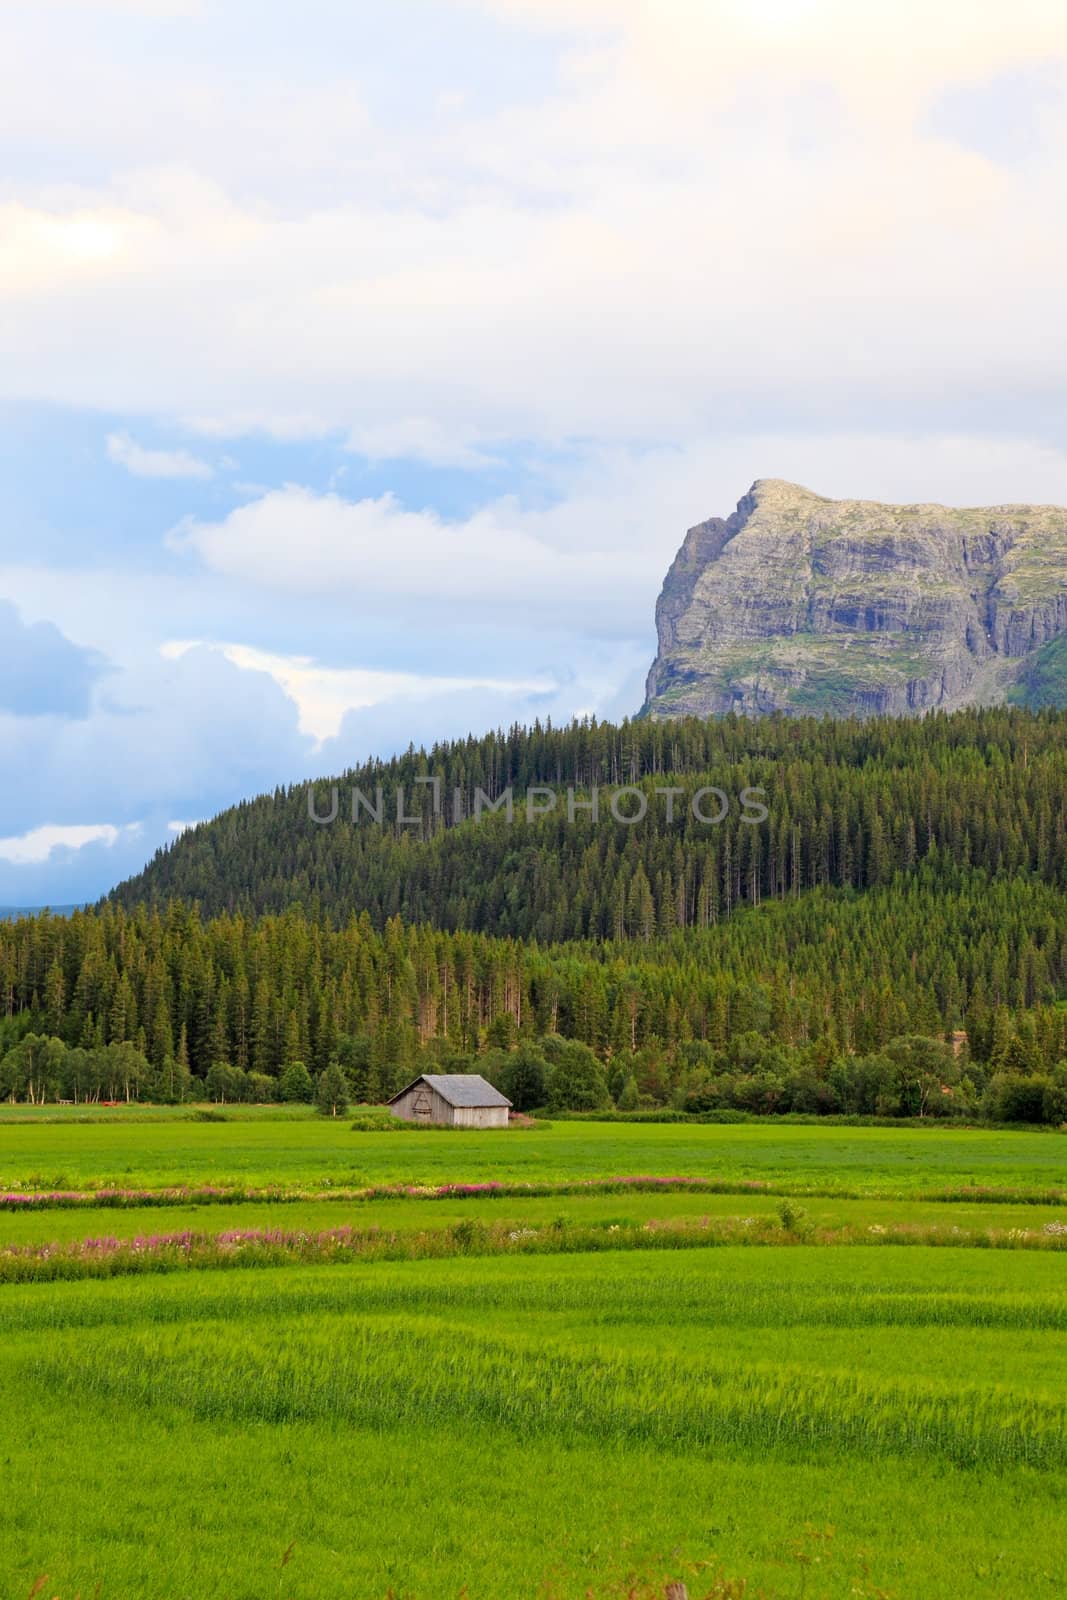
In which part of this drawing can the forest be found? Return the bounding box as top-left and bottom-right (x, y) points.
(108, 706), (1067, 938)
(2, 708), (1067, 1120)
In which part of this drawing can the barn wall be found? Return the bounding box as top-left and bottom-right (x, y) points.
(430, 1088), (454, 1123)
(389, 1086), (418, 1121)
(452, 1105), (509, 1128)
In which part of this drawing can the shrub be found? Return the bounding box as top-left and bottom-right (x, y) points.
(988, 1072), (1055, 1124)
(777, 1200), (813, 1239)
(1044, 1066), (1067, 1126)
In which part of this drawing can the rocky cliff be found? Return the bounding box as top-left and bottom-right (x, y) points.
(642, 479), (1067, 719)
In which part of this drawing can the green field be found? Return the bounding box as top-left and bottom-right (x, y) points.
(2, 1118), (1066, 1598)
(4, 1112), (1066, 1194)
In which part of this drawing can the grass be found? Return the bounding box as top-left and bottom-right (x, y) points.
(0, 1119), (1065, 1597)
(5, 1186), (1067, 1247)
(5, 1209), (1067, 1287)
(2, 1114), (1065, 1194)
(2, 1252), (1066, 1598)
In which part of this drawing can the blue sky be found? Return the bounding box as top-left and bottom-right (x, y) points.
(2, 0), (1067, 903)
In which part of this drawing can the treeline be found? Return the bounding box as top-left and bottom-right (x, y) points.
(3, 861), (1067, 1117)
(107, 707), (1067, 940)
(5, 1027), (1066, 1125)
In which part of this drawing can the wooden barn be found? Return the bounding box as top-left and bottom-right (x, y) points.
(388, 1073), (512, 1128)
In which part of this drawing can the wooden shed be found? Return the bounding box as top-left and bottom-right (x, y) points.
(388, 1073), (511, 1128)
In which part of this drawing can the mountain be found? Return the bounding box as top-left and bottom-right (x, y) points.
(642, 479), (1067, 719)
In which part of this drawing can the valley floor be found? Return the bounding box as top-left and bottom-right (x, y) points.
(1, 1116), (1065, 1599)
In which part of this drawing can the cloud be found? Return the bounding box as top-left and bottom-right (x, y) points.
(0, 821), (134, 866)
(345, 418), (498, 470)
(0, 599), (105, 717)
(0, 643), (313, 840)
(0, 824), (147, 907)
(925, 63), (1065, 164)
(0, 7), (1065, 451)
(168, 486), (659, 632)
(106, 430), (213, 479)
(0, 610), (638, 899)
(161, 638), (556, 741)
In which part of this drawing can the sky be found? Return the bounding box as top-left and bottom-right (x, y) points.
(2, 0), (1067, 904)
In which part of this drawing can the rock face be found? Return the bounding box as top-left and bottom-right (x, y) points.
(642, 479), (1067, 719)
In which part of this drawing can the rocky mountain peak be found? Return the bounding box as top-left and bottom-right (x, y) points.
(643, 482), (1067, 719)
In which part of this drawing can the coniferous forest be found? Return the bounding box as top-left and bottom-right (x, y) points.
(5, 707), (1067, 1121)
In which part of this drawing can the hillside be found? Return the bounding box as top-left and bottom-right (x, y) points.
(643, 479), (1067, 719)
(107, 707), (1067, 936)
(0, 706), (1062, 1112)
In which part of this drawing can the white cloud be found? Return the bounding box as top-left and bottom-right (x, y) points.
(106, 430), (213, 480)
(167, 485), (660, 631)
(161, 638), (556, 741)
(183, 412), (330, 443)
(345, 418), (498, 470)
(0, 7), (1063, 449)
(0, 821), (136, 865)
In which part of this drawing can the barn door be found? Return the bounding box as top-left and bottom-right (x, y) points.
(411, 1088), (433, 1120)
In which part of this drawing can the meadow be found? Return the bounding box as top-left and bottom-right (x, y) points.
(1, 1115), (1066, 1598)
(3, 1110), (1066, 1194)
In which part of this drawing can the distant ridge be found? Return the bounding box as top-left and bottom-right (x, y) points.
(0, 905), (82, 921)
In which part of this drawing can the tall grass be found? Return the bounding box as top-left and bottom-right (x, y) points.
(25, 1312), (1067, 1473)
(4, 1245), (1066, 1598)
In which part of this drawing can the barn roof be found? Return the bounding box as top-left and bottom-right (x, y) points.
(388, 1073), (512, 1108)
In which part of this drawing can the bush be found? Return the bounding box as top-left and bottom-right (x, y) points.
(777, 1200), (814, 1239)
(988, 1072), (1055, 1124)
(683, 1076), (726, 1114)
(782, 1069), (841, 1117)
(1044, 1065), (1067, 1125)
